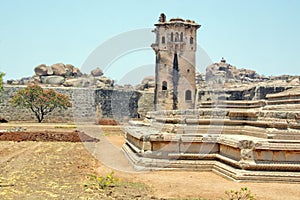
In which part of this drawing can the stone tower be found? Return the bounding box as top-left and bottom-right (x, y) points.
(152, 13), (200, 110)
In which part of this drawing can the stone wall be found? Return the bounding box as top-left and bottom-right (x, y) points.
(197, 85), (292, 102)
(95, 89), (141, 121)
(137, 91), (155, 118)
(0, 86), (142, 123)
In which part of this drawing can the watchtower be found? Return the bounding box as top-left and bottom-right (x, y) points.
(152, 13), (200, 110)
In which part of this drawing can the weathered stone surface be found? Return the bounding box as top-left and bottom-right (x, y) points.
(64, 64), (82, 77)
(31, 75), (41, 84)
(65, 64), (74, 76)
(41, 76), (65, 85)
(123, 88), (300, 181)
(95, 80), (106, 88)
(46, 66), (54, 75)
(138, 92), (155, 117)
(0, 86), (141, 122)
(34, 64), (48, 76)
(72, 67), (82, 77)
(136, 76), (156, 91)
(205, 59), (262, 84)
(19, 77), (31, 85)
(51, 63), (67, 76)
(91, 67), (103, 77)
(142, 76), (155, 85)
(152, 14), (198, 110)
(63, 78), (83, 87)
(97, 76), (113, 86)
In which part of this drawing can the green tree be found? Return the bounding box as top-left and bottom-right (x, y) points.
(12, 84), (72, 123)
(0, 72), (5, 101)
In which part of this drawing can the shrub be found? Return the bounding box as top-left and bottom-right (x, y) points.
(88, 171), (119, 190)
(0, 72), (5, 102)
(225, 187), (256, 200)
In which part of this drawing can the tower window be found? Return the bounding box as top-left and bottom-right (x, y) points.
(175, 32), (179, 42)
(162, 81), (168, 90)
(180, 32), (183, 42)
(171, 32), (173, 42)
(185, 90), (192, 101)
(190, 37), (194, 44)
(162, 36), (165, 44)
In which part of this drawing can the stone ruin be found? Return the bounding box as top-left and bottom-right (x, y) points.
(123, 85), (300, 182)
(122, 14), (300, 182)
(2, 14), (300, 183)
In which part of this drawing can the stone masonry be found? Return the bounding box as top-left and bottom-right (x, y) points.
(0, 86), (141, 123)
(152, 13), (200, 110)
(122, 14), (300, 183)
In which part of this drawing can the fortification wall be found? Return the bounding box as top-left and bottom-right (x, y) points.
(0, 86), (141, 123)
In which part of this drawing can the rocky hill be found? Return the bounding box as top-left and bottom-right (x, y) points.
(5, 60), (300, 100)
(6, 63), (115, 89)
(206, 58), (298, 84)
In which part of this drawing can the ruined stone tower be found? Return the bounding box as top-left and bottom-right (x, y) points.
(152, 13), (200, 110)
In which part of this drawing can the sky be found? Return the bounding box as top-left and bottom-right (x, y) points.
(0, 0), (300, 84)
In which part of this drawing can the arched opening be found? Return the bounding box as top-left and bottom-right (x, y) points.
(185, 90), (192, 101)
(190, 37), (194, 44)
(175, 32), (179, 42)
(162, 36), (165, 44)
(171, 32), (173, 42)
(162, 81), (168, 91)
(180, 32), (183, 41)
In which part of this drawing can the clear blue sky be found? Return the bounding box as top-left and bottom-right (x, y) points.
(0, 0), (299, 84)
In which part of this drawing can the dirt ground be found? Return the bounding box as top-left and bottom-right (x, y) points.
(0, 122), (300, 200)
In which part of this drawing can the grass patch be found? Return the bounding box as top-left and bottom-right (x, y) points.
(119, 181), (149, 191)
(54, 125), (77, 129)
(103, 132), (123, 136)
(84, 171), (150, 199)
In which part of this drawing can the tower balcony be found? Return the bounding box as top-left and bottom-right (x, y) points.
(151, 43), (158, 52)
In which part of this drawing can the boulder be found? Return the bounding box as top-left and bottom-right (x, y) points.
(138, 75), (155, 90)
(135, 84), (144, 91)
(51, 63), (67, 76)
(141, 76), (155, 85)
(206, 59), (261, 84)
(10, 80), (20, 85)
(147, 81), (155, 88)
(41, 75), (65, 85)
(46, 66), (53, 75)
(72, 67), (82, 77)
(98, 76), (113, 86)
(96, 80), (106, 88)
(91, 67), (103, 77)
(6, 80), (13, 84)
(34, 64), (48, 76)
(31, 75), (41, 84)
(65, 64), (75, 77)
(63, 78), (83, 87)
(124, 84), (134, 90)
(20, 77), (31, 85)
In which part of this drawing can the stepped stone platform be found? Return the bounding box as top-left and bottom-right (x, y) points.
(122, 88), (300, 182)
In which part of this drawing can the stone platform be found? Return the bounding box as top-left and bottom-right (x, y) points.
(122, 88), (300, 182)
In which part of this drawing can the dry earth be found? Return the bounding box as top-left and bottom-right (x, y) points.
(0, 122), (300, 200)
